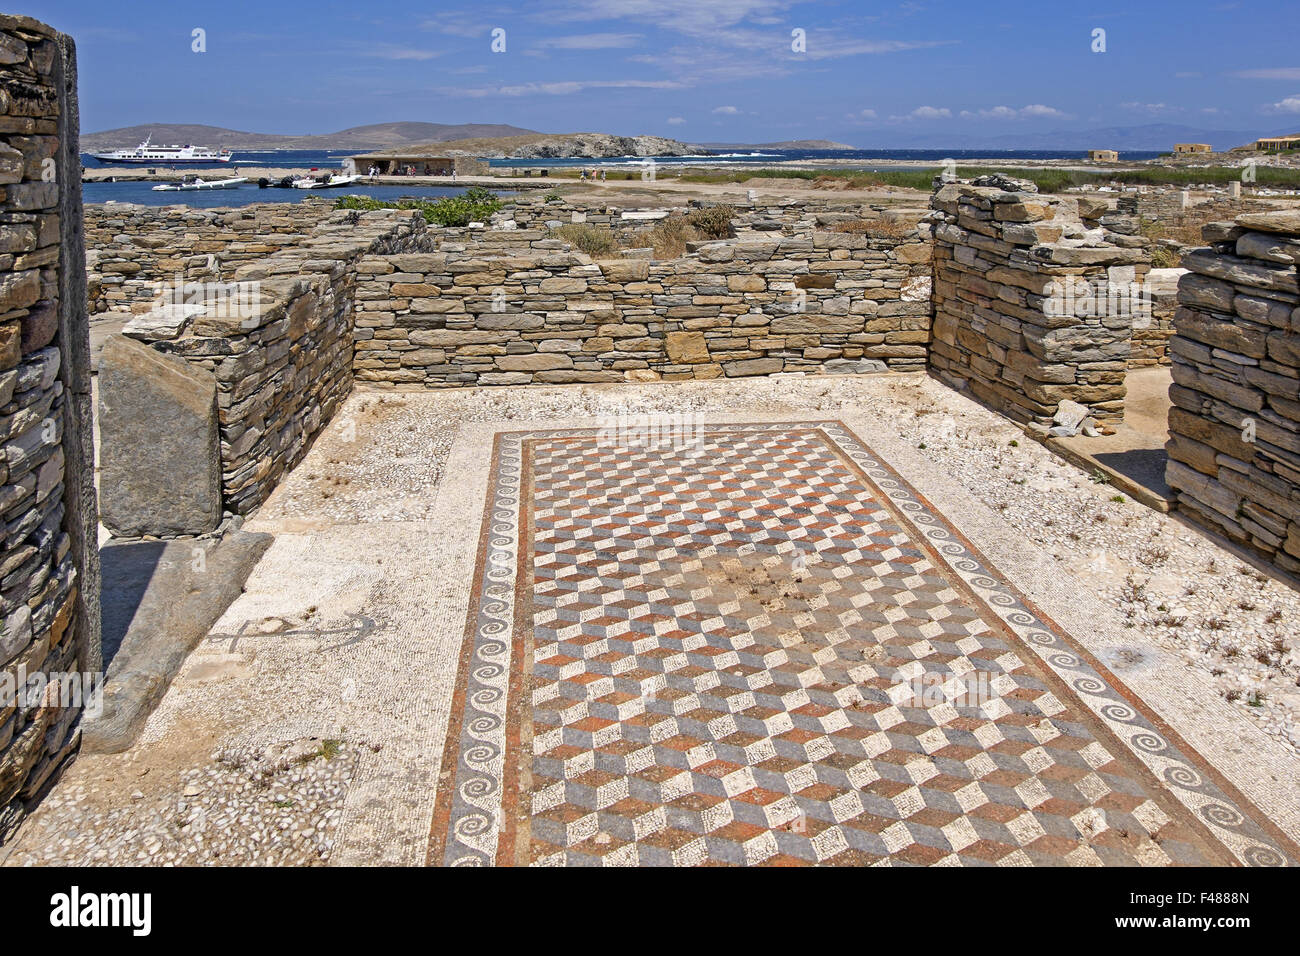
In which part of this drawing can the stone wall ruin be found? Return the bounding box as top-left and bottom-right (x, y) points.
(0, 14), (99, 843)
(1165, 210), (1300, 577)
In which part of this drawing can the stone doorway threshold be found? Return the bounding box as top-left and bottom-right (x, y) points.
(1029, 367), (1174, 513)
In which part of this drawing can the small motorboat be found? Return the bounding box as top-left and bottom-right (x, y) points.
(152, 175), (248, 192)
(291, 173), (363, 190)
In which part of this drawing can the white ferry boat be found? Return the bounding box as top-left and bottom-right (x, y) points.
(90, 137), (234, 165)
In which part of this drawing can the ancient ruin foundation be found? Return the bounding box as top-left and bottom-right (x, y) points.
(928, 177), (1150, 425)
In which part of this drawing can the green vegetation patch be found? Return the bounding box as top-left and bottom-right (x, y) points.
(675, 164), (1300, 194)
(336, 186), (503, 226)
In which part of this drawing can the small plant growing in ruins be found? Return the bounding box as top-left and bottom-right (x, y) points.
(643, 215), (696, 258)
(1149, 244), (1180, 269)
(1088, 468), (1111, 485)
(686, 204), (736, 239)
(1120, 575), (1147, 606)
(549, 223), (618, 256)
(1136, 543), (1170, 567)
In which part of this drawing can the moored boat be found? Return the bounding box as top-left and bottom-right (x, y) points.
(92, 136), (234, 165)
(151, 175), (248, 192)
(291, 173), (363, 189)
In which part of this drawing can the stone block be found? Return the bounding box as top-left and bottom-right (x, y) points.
(666, 331), (709, 364)
(98, 335), (222, 536)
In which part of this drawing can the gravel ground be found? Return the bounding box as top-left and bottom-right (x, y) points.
(3, 738), (361, 866)
(4, 370), (1295, 866)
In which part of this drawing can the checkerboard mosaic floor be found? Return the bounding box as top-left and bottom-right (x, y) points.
(429, 422), (1298, 866)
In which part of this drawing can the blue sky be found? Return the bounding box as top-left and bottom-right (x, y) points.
(25, 0), (1300, 143)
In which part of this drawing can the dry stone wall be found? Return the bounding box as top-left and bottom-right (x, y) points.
(86, 200), (342, 317)
(100, 207), (432, 525)
(1134, 187), (1274, 225)
(352, 229), (932, 386)
(929, 176), (1150, 424)
(1165, 210), (1300, 578)
(1131, 267), (1183, 368)
(491, 193), (923, 244)
(0, 14), (98, 843)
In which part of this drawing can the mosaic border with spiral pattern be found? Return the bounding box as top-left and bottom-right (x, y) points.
(433, 422), (1297, 867)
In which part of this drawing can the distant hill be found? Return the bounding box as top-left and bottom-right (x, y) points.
(863, 123), (1300, 152)
(378, 132), (693, 158)
(694, 140), (857, 151)
(80, 122), (539, 151)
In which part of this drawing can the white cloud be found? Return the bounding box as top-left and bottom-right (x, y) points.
(908, 105), (951, 120)
(801, 37), (955, 60)
(542, 0), (793, 38)
(666, 116), (686, 124)
(713, 105), (741, 114)
(1120, 102), (1173, 113)
(1234, 67), (1300, 80)
(440, 79), (686, 97)
(1020, 103), (1065, 118)
(959, 104), (1066, 120)
(363, 44), (440, 60)
(1264, 94), (1300, 113)
(418, 14), (489, 38)
(534, 33), (643, 49)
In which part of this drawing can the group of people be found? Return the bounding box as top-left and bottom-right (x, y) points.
(365, 164), (457, 180)
(579, 167), (607, 182)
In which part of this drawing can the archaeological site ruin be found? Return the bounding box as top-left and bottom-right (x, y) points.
(2, 11), (1299, 872)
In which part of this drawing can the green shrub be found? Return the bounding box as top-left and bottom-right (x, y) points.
(335, 187), (502, 227)
(686, 204), (735, 239)
(1149, 244), (1180, 268)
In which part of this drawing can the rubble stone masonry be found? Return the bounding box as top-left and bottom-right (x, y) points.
(929, 177), (1150, 424)
(352, 227), (933, 386)
(114, 207), (434, 517)
(1165, 210), (1300, 578)
(0, 14), (98, 843)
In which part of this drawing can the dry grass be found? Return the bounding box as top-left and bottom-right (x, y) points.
(811, 173), (887, 190)
(642, 216), (696, 258)
(548, 223), (620, 257)
(1138, 210), (1230, 250)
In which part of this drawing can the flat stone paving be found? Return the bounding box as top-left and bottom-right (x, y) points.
(431, 420), (1296, 866)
